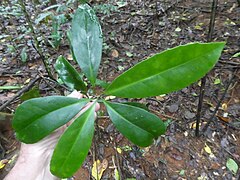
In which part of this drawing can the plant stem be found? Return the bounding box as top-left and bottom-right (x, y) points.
(195, 0), (218, 137)
(202, 69), (239, 132)
(18, 0), (54, 79)
(0, 76), (40, 111)
(195, 77), (206, 137)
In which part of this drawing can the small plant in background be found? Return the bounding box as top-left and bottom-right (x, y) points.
(35, 3), (74, 50)
(12, 3), (225, 178)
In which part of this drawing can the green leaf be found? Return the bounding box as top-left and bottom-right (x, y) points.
(35, 12), (52, 24)
(214, 78), (221, 85)
(226, 158), (238, 175)
(105, 42), (225, 98)
(71, 4), (103, 85)
(96, 79), (109, 89)
(104, 101), (165, 147)
(232, 52), (240, 58)
(20, 86), (40, 101)
(50, 103), (96, 178)
(0, 85), (23, 90)
(79, 0), (88, 3)
(55, 56), (87, 92)
(12, 96), (90, 143)
(20, 47), (28, 63)
(123, 102), (149, 111)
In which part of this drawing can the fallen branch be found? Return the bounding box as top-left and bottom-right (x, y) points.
(0, 76), (40, 111)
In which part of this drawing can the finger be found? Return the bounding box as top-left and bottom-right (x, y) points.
(68, 90), (83, 99)
(95, 102), (100, 112)
(66, 102), (99, 127)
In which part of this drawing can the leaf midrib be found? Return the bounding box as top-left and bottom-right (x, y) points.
(17, 99), (88, 132)
(106, 102), (154, 138)
(58, 104), (95, 174)
(107, 48), (218, 94)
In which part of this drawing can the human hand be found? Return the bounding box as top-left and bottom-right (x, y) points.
(5, 91), (100, 180)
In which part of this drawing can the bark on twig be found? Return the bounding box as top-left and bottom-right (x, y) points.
(202, 69), (239, 132)
(195, 0), (218, 137)
(0, 76), (40, 111)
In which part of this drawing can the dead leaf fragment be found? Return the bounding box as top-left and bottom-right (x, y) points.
(204, 143), (212, 154)
(92, 159), (108, 180)
(0, 159), (8, 169)
(111, 49), (119, 58)
(222, 103), (228, 111)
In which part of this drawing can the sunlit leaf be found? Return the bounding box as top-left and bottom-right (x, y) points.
(232, 52), (240, 58)
(226, 158), (238, 175)
(105, 42), (225, 98)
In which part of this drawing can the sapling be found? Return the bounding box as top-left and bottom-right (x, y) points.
(12, 3), (225, 178)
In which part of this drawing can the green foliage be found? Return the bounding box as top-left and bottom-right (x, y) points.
(50, 103), (96, 178)
(12, 97), (90, 143)
(226, 158), (238, 175)
(55, 56), (87, 92)
(0, 3), (22, 16)
(35, 2), (73, 49)
(20, 86), (40, 101)
(93, 4), (118, 16)
(12, 3), (225, 178)
(104, 101), (165, 147)
(70, 4), (103, 85)
(105, 42), (225, 98)
(20, 47), (28, 62)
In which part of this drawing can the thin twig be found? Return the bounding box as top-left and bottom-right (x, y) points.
(18, 0), (53, 79)
(195, 77), (206, 136)
(0, 76), (40, 111)
(202, 69), (239, 132)
(195, 0), (218, 137)
(113, 141), (123, 180)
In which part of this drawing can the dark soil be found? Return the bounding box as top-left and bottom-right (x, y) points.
(0, 0), (240, 179)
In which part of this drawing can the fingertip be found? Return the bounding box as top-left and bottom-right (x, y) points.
(95, 102), (100, 112)
(68, 90), (83, 99)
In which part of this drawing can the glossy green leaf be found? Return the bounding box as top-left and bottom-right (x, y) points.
(12, 96), (90, 143)
(104, 101), (165, 147)
(71, 4), (103, 85)
(55, 55), (87, 92)
(105, 42), (225, 98)
(50, 103), (96, 178)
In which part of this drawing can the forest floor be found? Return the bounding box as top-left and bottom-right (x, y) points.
(0, 0), (240, 179)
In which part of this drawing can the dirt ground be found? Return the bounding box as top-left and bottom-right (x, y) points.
(0, 0), (240, 179)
